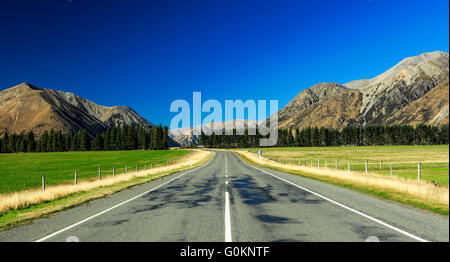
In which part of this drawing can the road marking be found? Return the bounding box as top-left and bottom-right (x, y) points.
(35, 153), (216, 242)
(235, 153), (429, 242)
(224, 191), (232, 242)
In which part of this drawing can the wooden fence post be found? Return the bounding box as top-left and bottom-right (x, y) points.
(318, 158), (320, 168)
(74, 170), (77, 185)
(113, 165), (115, 176)
(418, 161), (421, 181)
(125, 164), (128, 173)
(365, 160), (368, 174)
(136, 164), (138, 172)
(325, 160), (328, 168)
(390, 163), (393, 176)
(98, 167), (101, 180)
(42, 174), (45, 191)
(335, 159), (338, 170)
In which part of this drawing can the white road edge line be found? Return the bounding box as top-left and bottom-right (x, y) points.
(225, 191), (232, 242)
(35, 153), (216, 242)
(235, 153), (429, 243)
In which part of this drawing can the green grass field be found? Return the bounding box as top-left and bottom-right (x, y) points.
(0, 150), (190, 194)
(247, 145), (449, 186)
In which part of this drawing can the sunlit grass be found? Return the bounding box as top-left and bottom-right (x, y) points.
(247, 145), (449, 186)
(0, 150), (190, 194)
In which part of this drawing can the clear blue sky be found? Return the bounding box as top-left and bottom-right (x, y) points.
(0, 0), (448, 126)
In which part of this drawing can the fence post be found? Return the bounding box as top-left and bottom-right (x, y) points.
(136, 164), (138, 172)
(125, 164), (128, 173)
(42, 174), (45, 191)
(310, 160), (313, 167)
(74, 170), (77, 185)
(325, 160), (328, 168)
(151, 163), (153, 169)
(348, 162), (350, 172)
(418, 161), (421, 181)
(335, 159), (338, 170)
(98, 166), (101, 180)
(365, 160), (368, 174)
(113, 165), (115, 176)
(390, 163), (393, 176)
(380, 160), (383, 170)
(318, 158), (320, 168)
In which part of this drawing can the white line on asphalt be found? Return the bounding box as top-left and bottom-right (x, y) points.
(225, 191), (232, 242)
(235, 153), (429, 242)
(35, 153), (216, 242)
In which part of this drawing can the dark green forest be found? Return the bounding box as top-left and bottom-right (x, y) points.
(0, 124), (169, 153)
(1, 124), (448, 153)
(200, 124), (449, 148)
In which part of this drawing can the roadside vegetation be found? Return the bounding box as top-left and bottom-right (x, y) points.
(247, 145), (449, 185)
(0, 150), (213, 230)
(234, 146), (449, 215)
(0, 150), (190, 194)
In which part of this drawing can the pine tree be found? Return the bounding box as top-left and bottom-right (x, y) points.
(287, 129), (294, 147)
(163, 126), (169, 149)
(25, 131), (35, 152)
(79, 130), (90, 151)
(2, 132), (9, 153)
(104, 129), (111, 150)
(109, 128), (116, 150)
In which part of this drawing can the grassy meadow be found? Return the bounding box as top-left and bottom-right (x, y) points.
(0, 150), (191, 194)
(247, 145), (449, 186)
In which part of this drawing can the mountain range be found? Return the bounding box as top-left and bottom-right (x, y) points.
(0, 83), (153, 138)
(1, 51), (448, 146)
(278, 51), (449, 129)
(169, 120), (261, 146)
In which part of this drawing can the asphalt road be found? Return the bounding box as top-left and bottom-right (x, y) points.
(0, 151), (448, 242)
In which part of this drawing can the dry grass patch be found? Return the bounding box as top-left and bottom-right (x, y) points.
(0, 150), (212, 215)
(235, 150), (449, 214)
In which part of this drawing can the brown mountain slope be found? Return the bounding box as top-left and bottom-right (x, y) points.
(0, 83), (153, 138)
(279, 91), (363, 129)
(386, 81), (449, 126)
(278, 51), (449, 129)
(277, 82), (349, 124)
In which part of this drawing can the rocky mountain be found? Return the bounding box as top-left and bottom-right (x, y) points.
(278, 51), (449, 129)
(169, 120), (260, 146)
(0, 82), (153, 138)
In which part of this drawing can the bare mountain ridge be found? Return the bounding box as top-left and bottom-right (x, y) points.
(0, 83), (153, 138)
(169, 120), (261, 146)
(278, 51), (449, 129)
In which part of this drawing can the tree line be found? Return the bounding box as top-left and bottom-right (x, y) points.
(0, 125), (169, 153)
(200, 124), (449, 148)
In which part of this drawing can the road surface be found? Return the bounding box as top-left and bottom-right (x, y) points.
(0, 151), (448, 242)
